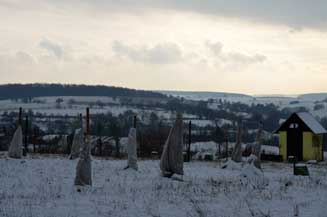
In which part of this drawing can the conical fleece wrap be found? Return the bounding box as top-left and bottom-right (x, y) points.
(74, 136), (92, 186)
(127, 128), (138, 170)
(8, 126), (23, 158)
(160, 113), (184, 177)
(70, 128), (83, 159)
(252, 126), (263, 169)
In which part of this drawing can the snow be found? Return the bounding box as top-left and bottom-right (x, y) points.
(3, 95), (327, 123)
(42, 134), (60, 141)
(218, 118), (233, 127)
(261, 145), (279, 155)
(241, 162), (264, 179)
(191, 141), (279, 157)
(190, 119), (215, 127)
(296, 112), (327, 134)
(0, 97), (197, 124)
(221, 160), (242, 170)
(159, 91), (252, 101)
(307, 160), (318, 164)
(0, 156), (327, 217)
(192, 118), (232, 128)
(191, 141), (219, 154)
(279, 118), (286, 125)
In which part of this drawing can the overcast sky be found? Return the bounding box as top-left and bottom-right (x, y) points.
(0, 0), (327, 95)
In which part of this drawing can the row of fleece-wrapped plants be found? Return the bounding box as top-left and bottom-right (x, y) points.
(3, 107), (327, 217)
(6, 107), (266, 185)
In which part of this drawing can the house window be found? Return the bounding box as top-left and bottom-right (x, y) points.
(289, 123), (299, 128)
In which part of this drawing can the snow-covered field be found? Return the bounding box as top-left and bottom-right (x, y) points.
(0, 97), (141, 116)
(0, 96), (190, 119)
(166, 91), (327, 119)
(1, 94), (327, 126)
(0, 156), (326, 217)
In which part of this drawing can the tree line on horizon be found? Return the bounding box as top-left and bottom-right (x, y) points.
(0, 83), (166, 99)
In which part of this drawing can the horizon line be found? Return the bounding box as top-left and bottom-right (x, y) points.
(1, 82), (327, 97)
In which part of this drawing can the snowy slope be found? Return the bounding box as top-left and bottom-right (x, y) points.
(0, 156), (326, 217)
(158, 91), (252, 101)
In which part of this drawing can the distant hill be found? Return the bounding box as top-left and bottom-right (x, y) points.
(298, 93), (327, 101)
(0, 83), (167, 99)
(158, 90), (252, 100)
(254, 94), (298, 98)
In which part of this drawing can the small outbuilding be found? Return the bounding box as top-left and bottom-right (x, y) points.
(275, 112), (326, 161)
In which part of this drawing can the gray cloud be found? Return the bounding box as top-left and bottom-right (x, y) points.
(225, 52), (267, 65)
(166, 0), (327, 30)
(3, 1), (326, 30)
(206, 41), (266, 65)
(39, 39), (63, 58)
(37, 0), (327, 30)
(2, 1), (327, 30)
(112, 41), (183, 64)
(206, 41), (223, 56)
(112, 39), (266, 67)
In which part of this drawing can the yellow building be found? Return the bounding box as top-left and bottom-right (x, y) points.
(275, 112), (326, 161)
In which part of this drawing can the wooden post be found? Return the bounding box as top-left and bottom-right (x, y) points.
(225, 129), (228, 160)
(23, 115), (28, 156)
(218, 142), (221, 160)
(86, 108), (90, 135)
(33, 127), (36, 153)
(133, 115), (137, 128)
(215, 121), (221, 160)
(158, 120), (162, 158)
(99, 138), (102, 156)
(188, 121), (191, 162)
(293, 156), (297, 175)
(79, 113), (83, 128)
(18, 107), (22, 126)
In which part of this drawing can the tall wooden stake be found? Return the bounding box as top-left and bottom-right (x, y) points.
(18, 107), (22, 126)
(215, 121), (221, 160)
(79, 113), (83, 128)
(23, 115), (28, 156)
(86, 107), (90, 135)
(225, 129), (229, 160)
(158, 120), (162, 158)
(33, 127), (36, 153)
(133, 115), (137, 128)
(188, 121), (192, 162)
